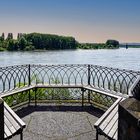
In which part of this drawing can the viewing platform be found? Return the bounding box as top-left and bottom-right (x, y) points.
(0, 64), (140, 140)
(11, 104), (105, 140)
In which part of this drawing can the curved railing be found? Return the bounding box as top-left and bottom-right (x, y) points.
(0, 65), (29, 93)
(0, 64), (140, 95)
(0, 64), (140, 140)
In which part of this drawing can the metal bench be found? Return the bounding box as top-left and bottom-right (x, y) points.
(83, 86), (126, 140)
(0, 98), (26, 140)
(94, 97), (124, 140)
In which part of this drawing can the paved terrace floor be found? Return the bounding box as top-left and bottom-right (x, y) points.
(11, 103), (108, 140)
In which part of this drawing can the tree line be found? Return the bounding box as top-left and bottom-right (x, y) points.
(78, 40), (119, 49)
(0, 32), (119, 51)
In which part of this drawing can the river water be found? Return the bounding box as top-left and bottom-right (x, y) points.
(0, 48), (140, 71)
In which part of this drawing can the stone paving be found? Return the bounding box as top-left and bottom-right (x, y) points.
(12, 104), (108, 140)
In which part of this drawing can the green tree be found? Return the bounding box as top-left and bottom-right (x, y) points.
(24, 33), (78, 50)
(0, 33), (5, 41)
(7, 39), (15, 51)
(17, 33), (23, 40)
(106, 40), (119, 48)
(18, 37), (27, 50)
(7, 33), (13, 40)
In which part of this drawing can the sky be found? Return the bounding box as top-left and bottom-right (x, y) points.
(0, 0), (140, 43)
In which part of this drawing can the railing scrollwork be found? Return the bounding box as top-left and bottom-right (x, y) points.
(0, 64), (139, 95)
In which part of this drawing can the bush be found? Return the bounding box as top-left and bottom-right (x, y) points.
(0, 47), (6, 51)
(24, 45), (35, 51)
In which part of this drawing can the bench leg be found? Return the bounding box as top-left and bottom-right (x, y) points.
(20, 132), (23, 140)
(88, 90), (91, 103)
(82, 91), (84, 107)
(28, 90), (31, 106)
(35, 88), (37, 107)
(81, 88), (86, 107)
(96, 130), (99, 140)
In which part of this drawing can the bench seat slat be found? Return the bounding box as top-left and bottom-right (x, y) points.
(4, 102), (26, 128)
(104, 112), (118, 137)
(4, 115), (17, 135)
(3, 101), (26, 139)
(113, 130), (118, 140)
(4, 106), (21, 131)
(94, 91), (125, 140)
(99, 105), (118, 131)
(4, 133), (7, 139)
(108, 119), (118, 139)
(94, 97), (122, 128)
(4, 124), (12, 138)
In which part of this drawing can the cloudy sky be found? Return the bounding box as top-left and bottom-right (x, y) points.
(0, 0), (140, 43)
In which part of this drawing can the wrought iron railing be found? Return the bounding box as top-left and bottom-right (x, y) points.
(89, 65), (140, 94)
(0, 64), (139, 95)
(0, 64), (140, 140)
(0, 64), (140, 111)
(0, 65), (29, 93)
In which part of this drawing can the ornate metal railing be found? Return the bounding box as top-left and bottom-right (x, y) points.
(0, 64), (140, 140)
(89, 65), (140, 94)
(30, 64), (88, 85)
(0, 65), (29, 93)
(0, 64), (140, 95)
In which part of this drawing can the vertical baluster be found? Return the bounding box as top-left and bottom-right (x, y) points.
(28, 64), (31, 86)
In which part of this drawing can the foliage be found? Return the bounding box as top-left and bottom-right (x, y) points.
(78, 43), (106, 49)
(24, 33), (78, 50)
(0, 32), (119, 51)
(7, 33), (13, 40)
(18, 37), (27, 50)
(7, 39), (15, 51)
(24, 45), (35, 51)
(3, 75), (72, 106)
(0, 33), (4, 41)
(1, 33), (5, 41)
(0, 41), (7, 48)
(17, 33), (23, 39)
(0, 47), (6, 51)
(106, 40), (119, 48)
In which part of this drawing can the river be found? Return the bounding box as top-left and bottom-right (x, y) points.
(0, 48), (140, 71)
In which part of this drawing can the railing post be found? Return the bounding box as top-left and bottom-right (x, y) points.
(81, 88), (86, 107)
(28, 90), (31, 106)
(0, 98), (4, 140)
(28, 64), (31, 86)
(88, 65), (91, 85)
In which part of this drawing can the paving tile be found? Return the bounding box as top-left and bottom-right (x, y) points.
(11, 104), (104, 140)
